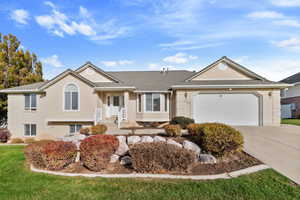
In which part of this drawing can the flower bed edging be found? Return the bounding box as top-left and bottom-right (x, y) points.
(30, 164), (270, 180)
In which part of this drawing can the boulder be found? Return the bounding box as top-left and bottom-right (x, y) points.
(127, 136), (141, 145)
(120, 156), (132, 165)
(199, 154), (217, 164)
(167, 139), (182, 148)
(115, 136), (129, 156)
(153, 136), (166, 143)
(110, 154), (120, 163)
(183, 140), (201, 156)
(141, 136), (154, 143)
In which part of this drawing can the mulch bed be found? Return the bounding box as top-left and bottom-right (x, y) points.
(61, 151), (262, 175)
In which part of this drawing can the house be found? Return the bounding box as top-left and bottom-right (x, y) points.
(0, 57), (290, 140)
(280, 73), (300, 118)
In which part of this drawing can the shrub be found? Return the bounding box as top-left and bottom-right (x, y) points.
(170, 116), (194, 129)
(24, 140), (54, 169)
(24, 138), (36, 144)
(24, 141), (77, 170)
(164, 124), (182, 137)
(41, 141), (77, 170)
(90, 124), (107, 135)
(130, 142), (196, 173)
(79, 127), (90, 135)
(187, 123), (204, 135)
(199, 123), (244, 156)
(0, 129), (10, 143)
(80, 135), (119, 171)
(10, 138), (24, 144)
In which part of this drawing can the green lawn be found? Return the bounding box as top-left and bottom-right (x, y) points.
(281, 119), (300, 126)
(0, 146), (299, 200)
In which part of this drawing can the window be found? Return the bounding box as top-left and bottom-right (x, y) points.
(64, 84), (79, 111)
(25, 94), (37, 110)
(145, 93), (161, 112)
(24, 124), (36, 136)
(113, 96), (119, 106)
(69, 124), (82, 134)
(138, 94), (141, 112)
(164, 94), (168, 112)
(107, 96), (110, 106)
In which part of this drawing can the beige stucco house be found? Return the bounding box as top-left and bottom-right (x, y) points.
(0, 57), (290, 139)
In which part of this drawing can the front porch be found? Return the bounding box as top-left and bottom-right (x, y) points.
(94, 90), (133, 129)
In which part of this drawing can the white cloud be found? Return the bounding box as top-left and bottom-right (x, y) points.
(273, 19), (300, 27)
(10, 9), (30, 25)
(273, 37), (300, 50)
(79, 6), (91, 18)
(270, 0), (300, 7)
(163, 52), (198, 64)
(247, 11), (284, 19)
(35, 1), (128, 42)
(41, 55), (63, 67)
(101, 60), (134, 67)
(148, 63), (160, 70)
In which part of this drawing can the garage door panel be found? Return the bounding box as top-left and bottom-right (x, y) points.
(193, 94), (259, 126)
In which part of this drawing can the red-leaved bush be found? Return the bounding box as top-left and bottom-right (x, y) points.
(0, 129), (10, 143)
(24, 141), (77, 170)
(80, 135), (119, 171)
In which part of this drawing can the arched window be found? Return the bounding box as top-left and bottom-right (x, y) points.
(64, 83), (79, 110)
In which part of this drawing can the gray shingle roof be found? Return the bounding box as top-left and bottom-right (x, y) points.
(0, 81), (48, 92)
(106, 70), (195, 91)
(281, 72), (300, 84)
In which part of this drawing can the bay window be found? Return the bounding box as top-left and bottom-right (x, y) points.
(145, 93), (162, 112)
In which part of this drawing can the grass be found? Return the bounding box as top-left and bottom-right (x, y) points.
(0, 146), (299, 200)
(281, 119), (300, 126)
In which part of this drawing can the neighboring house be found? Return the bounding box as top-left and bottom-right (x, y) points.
(280, 73), (300, 118)
(0, 57), (290, 139)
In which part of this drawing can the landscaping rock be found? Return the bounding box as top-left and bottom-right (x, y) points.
(127, 136), (141, 145)
(167, 139), (182, 148)
(120, 156), (132, 165)
(153, 136), (166, 143)
(115, 136), (129, 156)
(141, 136), (154, 143)
(199, 154), (217, 164)
(183, 140), (201, 156)
(110, 154), (120, 163)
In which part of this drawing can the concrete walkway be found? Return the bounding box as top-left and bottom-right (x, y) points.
(236, 125), (300, 185)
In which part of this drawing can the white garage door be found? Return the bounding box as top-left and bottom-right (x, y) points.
(193, 94), (259, 126)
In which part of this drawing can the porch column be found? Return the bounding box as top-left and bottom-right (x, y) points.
(124, 91), (129, 121)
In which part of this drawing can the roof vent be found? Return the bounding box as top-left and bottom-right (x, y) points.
(161, 67), (169, 75)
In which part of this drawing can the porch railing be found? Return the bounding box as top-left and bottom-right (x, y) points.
(117, 108), (127, 128)
(94, 108), (102, 125)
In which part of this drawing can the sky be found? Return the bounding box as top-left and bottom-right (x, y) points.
(1, 0), (300, 81)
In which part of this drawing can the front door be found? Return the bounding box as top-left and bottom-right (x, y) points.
(111, 96), (120, 116)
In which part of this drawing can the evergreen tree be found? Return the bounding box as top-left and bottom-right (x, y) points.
(0, 33), (43, 118)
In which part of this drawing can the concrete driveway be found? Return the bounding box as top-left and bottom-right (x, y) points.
(236, 125), (300, 185)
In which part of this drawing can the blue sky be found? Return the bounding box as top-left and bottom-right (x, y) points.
(1, 0), (300, 81)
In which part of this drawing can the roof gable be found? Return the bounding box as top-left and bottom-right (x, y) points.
(39, 69), (95, 90)
(75, 62), (122, 83)
(185, 57), (268, 82)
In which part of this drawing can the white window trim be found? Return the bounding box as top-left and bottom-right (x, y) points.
(63, 82), (80, 112)
(24, 94), (37, 111)
(143, 93), (168, 113)
(24, 124), (37, 137)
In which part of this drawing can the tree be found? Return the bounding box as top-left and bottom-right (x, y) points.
(0, 33), (43, 118)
